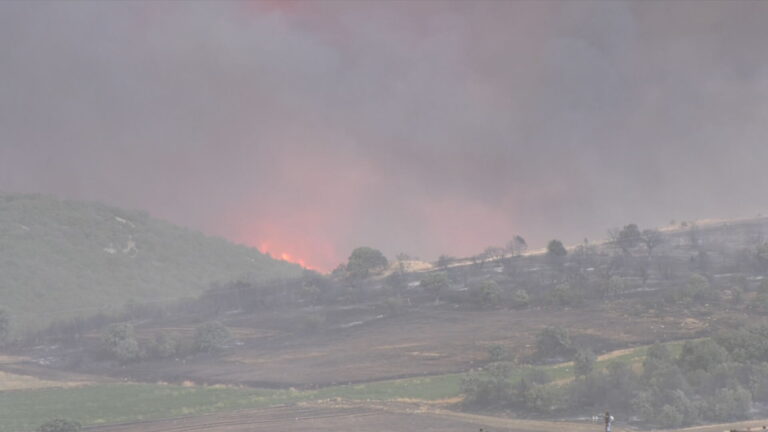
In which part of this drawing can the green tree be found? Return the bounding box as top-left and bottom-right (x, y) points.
(436, 254), (455, 271)
(546, 240), (567, 258)
(420, 272), (450, 302)
(573, 348), (596, 377)
(507, 235), (528, 255)
(678, 339), (729, 373)
(641, 229), (664, 257)
(612, 223), (642, 255)
(384, 271), (406, 295)
(511, 289), (530, 309)
(487, 344), (506, 362)
(461, 362), (512, 406)
(471, 280), (502, 308)
(705, 386), (752, 421)
(193, 321), (231, 353)
(347, 247), (388, 278)
(102, 322), (141, 363)
(536, 326), (572, 359)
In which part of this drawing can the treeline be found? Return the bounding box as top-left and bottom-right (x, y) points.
(462, 325), (768, 428)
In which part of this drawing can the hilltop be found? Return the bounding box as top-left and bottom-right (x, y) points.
(0, 194), (302, 332)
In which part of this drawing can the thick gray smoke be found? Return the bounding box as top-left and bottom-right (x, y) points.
(2, 1), (768, 270)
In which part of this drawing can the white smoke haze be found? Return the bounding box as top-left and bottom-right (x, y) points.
(2, 0), (768, 270)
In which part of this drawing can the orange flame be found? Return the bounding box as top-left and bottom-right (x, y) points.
(257, 241), (316, 271)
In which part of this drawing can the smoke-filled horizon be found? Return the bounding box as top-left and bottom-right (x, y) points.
(2, 1), (768, 271)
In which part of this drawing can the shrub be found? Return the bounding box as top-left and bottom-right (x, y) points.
(471, 280), (502, 308)
(511, 289), (529, 309)
(573, 348), (596, 377)
(487, 344), (506, 362)
(461, 363), (512, 407)
(536, 326), (572, 360)
(145, 332), (179, 359)
(193, 321), (230, 353)
(102, 323), (142, 362)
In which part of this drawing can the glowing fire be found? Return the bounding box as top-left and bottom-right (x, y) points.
(257, 241), (316, 271)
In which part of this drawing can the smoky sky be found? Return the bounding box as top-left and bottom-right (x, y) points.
(2, 1), (768, 270)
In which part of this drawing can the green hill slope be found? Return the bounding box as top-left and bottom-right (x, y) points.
(0, 194), (302, 332)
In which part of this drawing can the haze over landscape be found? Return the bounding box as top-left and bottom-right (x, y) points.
(6, 2), (768, 432)
(3, 1), (768, 270)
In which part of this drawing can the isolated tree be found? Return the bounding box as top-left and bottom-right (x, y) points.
(536, 326), (572, 359)
(347, 247), (388, 278)
(436, 254), (455, 271)
(384, 271), (406, 295)
(641, 229), (664, 257)
(611, 223), (642, 255)
(102, 322), (141, 362)
(193, 321), (231, 353)
(546, 240), (567, 257)
(471, 280), (502, 308)
(395, 252), (411, 274)
(420, 272), (450, 302)
(484, 246), (506, 264)
(507, 235), (528, 255)
(573, 348), (596, 377)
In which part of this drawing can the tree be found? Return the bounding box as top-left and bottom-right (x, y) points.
(641, 229), (664, 257)
(511, 289), (530, 309)
(420, 272), (450, 302)
(436, 254), (455, 271)
(488, 344), (506, 362)
(677, 339), (729, 373)
(37, 419), (82, 432)
(102, 322), (141, 362)
(507, 235), (528, 255)
(484, 246), (506, 264)
(611, 224), (642, 255)
(573, 348), (596, 377)
(347, 247), (388, 278)
(546, 240), (567, 258)
(384, 271), (406, 295)
(536, 326), (572, 359)
(193, 321), (231, 353)
(471, 280), (502, 308)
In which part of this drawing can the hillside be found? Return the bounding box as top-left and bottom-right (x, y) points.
(0, 194), (302, 332)
(6, 214), (768, 431)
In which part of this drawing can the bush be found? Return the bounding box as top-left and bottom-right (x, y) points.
(102, 323), (142, 362)
(510, 289), (529, 309)
(678, 339), (729, 373)
(193, 321), (230, 353)
(145, 332), (179, 359)
(573, 348), (596, 377)
(383, 296), (406, 315)
(536, 326), (572, 360)
(487, 344), (506, 362)
(705, 386), (752, 421)
(658, 404), (684, 428)
(471, 280), (502, 308)
(37, 419), (82, 432)
(461, 363), (512, 407)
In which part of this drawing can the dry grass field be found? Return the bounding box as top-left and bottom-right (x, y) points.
(113, 301), (728, 387)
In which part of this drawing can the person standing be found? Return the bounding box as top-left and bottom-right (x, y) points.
(604, 412), (614, 432)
